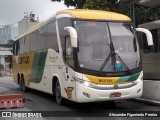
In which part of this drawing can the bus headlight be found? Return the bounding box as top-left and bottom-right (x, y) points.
(74, 77), (96, 87)
(137, 73), (143, 84)
(136, 78), (142, 84)
(133, 75), (143, 84)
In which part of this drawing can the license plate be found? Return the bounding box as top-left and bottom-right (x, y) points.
(110, 92), (121, 98)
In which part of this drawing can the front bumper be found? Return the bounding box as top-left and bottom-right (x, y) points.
(75, 81), (143, 103)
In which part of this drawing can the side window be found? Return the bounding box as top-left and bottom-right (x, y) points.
(46, 21), (59, 52)
(13, 42), (16, 55)
(19, 37), (25, 54)
(37, 26), (47, 50)
(25, 34), (31, 53)
(16, 40), (20, 55)
(30, 31), (38, 51)
(57, 17), (72, 53)
(65, 36), (74, 67)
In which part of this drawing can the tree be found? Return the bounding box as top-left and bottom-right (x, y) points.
(52, 0), (159, 25)
(83, 0), (159, 25)
(7, 39), (14, 46)
(83, 0), (130, 16)
(51, 0), (86, 8)
(135, 5), (159, 25)
(83, 0), (109, 11)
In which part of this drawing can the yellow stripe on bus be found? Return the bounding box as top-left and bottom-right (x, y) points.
(85, 74), (120, 85)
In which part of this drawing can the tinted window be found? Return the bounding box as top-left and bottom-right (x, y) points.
(65, 36), (74, 67)
(57, 17), (72, 53)
(16, 40), (20, 55)
(46, 21), (58, 51)
(30, 30), (38, 51)
(19, 37), (25, 54)
(25, 34), (31, 52)
(13, 42), (16, 55)
(37, 26), (47, 50)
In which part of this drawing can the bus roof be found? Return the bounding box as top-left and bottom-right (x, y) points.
(15, 9), (131, 41)
(56, 9), (131, 21)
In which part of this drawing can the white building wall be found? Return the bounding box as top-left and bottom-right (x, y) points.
(18, 17), (39, 36)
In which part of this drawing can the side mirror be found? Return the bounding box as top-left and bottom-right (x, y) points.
(64, 26), (78, 48)
(136, 28), (153, 46)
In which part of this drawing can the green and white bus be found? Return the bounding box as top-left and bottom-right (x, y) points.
(12, 9), (153, 104)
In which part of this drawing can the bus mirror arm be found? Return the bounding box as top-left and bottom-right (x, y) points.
(64, 26), (78, 48)
(136, 28), (153, 46)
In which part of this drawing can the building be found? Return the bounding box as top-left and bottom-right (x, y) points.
(0, 23), (18, 44)
(134, 0), (160, 102)
(0, 13), (39, 71)
(18, 13), (39, 35)
(0, 23), (18, 70)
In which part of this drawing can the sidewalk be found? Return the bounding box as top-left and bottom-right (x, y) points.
(134, 80), (160, 105)
(134, 98), (160, 105)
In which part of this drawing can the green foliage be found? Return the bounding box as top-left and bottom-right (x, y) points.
(5, 56), (12, 63)
(83, 0), (130, 18)
(83, 0), (109, 11)
(135, 5), (159, 25)
(7, 39), (14, 45)
(52, 0), (159, 25)
(6, 39), (14, 48)
(51, 0), (86, 8)
(84, 1), (159, 25)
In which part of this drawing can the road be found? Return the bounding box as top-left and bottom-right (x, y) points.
(0, 77), (160, 120)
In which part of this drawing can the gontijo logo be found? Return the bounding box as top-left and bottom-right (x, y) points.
(18, 56), (30, 64)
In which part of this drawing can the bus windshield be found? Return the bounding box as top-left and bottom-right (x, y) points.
(74, 20), (141, 72)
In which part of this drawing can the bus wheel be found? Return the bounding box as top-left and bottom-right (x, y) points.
(19, 76), (27, 92)
(55, 80), (63, 105)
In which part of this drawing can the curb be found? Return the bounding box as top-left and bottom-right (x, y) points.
(133, 98), (160, 105)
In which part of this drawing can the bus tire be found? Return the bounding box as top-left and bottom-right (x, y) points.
(55, 80), (64, 105)
(19, 76), (27, 92)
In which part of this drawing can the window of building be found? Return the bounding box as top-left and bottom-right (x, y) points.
(138, 29), (159, 53)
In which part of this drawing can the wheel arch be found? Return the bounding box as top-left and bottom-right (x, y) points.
(52, 74), (62, 95)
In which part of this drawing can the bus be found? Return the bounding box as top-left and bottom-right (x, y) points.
(12, 9), (153, 104)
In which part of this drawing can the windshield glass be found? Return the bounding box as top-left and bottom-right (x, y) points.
(74, 20), (141, 72)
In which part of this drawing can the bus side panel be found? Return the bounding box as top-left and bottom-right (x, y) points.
(12, 52), (35, 87)
(12, 55), (18, 84)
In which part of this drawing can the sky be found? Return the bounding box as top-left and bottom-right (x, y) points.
(0, 0), (74, 25)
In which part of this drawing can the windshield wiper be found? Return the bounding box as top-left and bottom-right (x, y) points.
(99, 41), (132, 74)
(99, 41), (116, 72)
(99, 22), (132, 75)
(115, 52), (132, 74)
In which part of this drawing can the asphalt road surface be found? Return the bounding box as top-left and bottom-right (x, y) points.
(0, 77), (160, 120)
